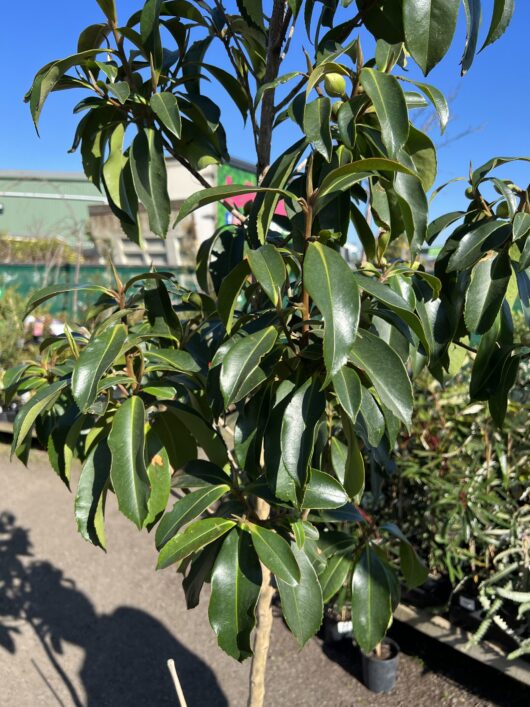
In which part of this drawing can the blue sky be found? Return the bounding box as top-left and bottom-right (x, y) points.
(1, 1), (529, 221)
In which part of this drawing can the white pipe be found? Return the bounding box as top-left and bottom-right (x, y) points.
(0, 190), (106, 203)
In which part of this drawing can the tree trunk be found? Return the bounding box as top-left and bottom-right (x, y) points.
(247, 498), (274, 707)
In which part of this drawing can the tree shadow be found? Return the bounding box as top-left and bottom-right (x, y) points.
(0, 511), (228, 706)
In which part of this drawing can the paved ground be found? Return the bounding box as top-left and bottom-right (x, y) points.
(1, 440), (529, 706)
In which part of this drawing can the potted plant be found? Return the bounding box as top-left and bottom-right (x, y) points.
(361, 638), (400, 694)
(6, 1), (528, 705)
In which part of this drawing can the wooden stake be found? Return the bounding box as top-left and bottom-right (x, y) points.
(167, 659), (188, 707)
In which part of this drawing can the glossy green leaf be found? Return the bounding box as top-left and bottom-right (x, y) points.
(108, 396), (150, 529)
(317, 158), (417, 200)
(130, 128), (170, 237)
(220, 327), (278, 406)
(208, 528), (262, 661)
(246, 523), (300, 586)
(96, 0), (117, 22)
(341, 412), (365, 499)
(157, 518), (236, 570)
(403, 0), (459, 75)
(28, 49), (111, 129)
(482, 0), (515, 49)
(247, 138), (306, 246)
(394, 173), (428, 252)
(461, 0), (481, 74)
(247, 245), (286, 307)
(304, 242), (360, 382)
(319, 554), (351, 603)
(332, 366), (362, 425)
(217, 260), (251, 333)
(175, 185), (296, 225)
(404, 125), (437, 191)
(174, 460), (231, 488)
(144, 427), (171, 527)
(397, 75), (449, 132)
(303, 97), (332, 162)
(513, 213), (530, 241)
(182, 540), (222, 610)
(302, 469), (348, 510)
(11, 380), (68, 455)
(150, 92), (181, 138)
(281, 377), (325, 487)
(23, 283), (112, 318)
(350, 329), (413, 428)
(145, 349), (200, 373)
(75, 439), (111, 549)
(447, 221), (511, 272)
(352, 272), (430, 353)
(400, 541), (429, 588)
(155, 485), (230, 549)
(464, 251), (511, 334)
(72, 324), (127, 412)
(360, 69), (409, 157)
(351, 545), (393, 654)
(277, 544), (323, 646)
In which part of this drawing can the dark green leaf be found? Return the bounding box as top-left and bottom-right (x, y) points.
(482, 0), (515, 49)
(72, 324), (127, 412)
(464, 251), (511, 334)
(360, 69), (409, 158)
(350, 329), (413, 428)
(461, 0), (481, 74)
(302, 469), (348, 509)
(248, 245), (286, 307)
(397, 75), (449, 132)
(400, 541), (428, 588)
(208, 528), (262, 661)
(175, 185), (296, 225)
(150, 92), (182, 138)
(145, 349), (200, 373)
(23, 283), (112, 318)
(319, 554), (351, 603)
(108, 396), (149, 529)
(11, 380), (68, 455)
(130, 128), (170, 237)
(75, 439), (111, 549)
(277, 543), (323, 645)
(447, 221), (511, 272)
(220, 327), (278, 406)
(304, 242), (360, 382)
(217, 260), (251, 334)
(157, 518), (236, 570)
(332, 366), (362, 424)
(246, 523), (300, 586)
(351, 545), (393, 654)
(303, 97), (332, 162)
(317, 158), (417, 200)
(403, 0), (459, 75)
(155, 485), (230, 549)
(281, 377), (326, 487)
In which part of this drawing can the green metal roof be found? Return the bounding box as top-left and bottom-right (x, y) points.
(0, 170), (104, 246)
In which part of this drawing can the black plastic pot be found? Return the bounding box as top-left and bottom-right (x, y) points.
(361, 638), (399, 693)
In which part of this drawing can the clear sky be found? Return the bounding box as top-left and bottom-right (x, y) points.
(1, 1), (529, 221)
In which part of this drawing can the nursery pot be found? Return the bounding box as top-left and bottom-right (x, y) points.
(361, 638), (399, 694)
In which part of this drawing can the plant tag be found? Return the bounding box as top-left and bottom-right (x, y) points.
(337, 620), (353, 634)
(458, 595), (476, 611)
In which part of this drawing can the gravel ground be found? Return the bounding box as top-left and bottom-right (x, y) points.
(1, 439), (529, 707)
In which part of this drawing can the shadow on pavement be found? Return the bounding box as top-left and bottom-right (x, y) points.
(0, 510), (228, 706)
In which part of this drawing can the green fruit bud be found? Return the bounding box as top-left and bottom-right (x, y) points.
(496, 202), (509, 219)
(465, 186), (474, 199)
(324, 73), (346, 98)
(331, 100), (344, 119)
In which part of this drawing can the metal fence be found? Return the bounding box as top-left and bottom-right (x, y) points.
(0, 263), (196, 317)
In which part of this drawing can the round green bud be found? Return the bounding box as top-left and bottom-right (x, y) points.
(324, 73), (347, 98)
